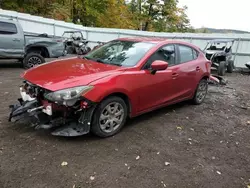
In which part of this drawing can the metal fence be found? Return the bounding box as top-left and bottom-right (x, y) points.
(1, 8), (250, 68)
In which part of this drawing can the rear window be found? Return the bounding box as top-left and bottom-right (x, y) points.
(0, 21), (17, 34)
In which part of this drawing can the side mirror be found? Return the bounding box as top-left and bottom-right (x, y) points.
(150, 60), (168, 74)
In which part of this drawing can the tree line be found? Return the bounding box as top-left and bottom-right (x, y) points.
(0, 0), (195, 32)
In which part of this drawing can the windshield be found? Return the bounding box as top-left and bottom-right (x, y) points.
(84, 40), (156, 67)
(63, 32), (82, 39)
(62, 32), (73, 38)
(207, 42), (227, 51)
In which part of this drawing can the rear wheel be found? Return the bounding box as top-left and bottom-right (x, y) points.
(91, 96), (128, 137)
(23, 52), (45, 69)
(218, 61), (226, 76)
(192, 79), (208, 105)
(227, 60), (234, 73)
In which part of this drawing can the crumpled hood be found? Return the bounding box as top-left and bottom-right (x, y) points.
(22, 57), (125, 91)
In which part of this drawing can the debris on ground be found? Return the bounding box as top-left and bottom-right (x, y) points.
(90, 176), (95, 181)
(176, 126), (183, 130)
(136, 155), (140, 160)
(157, 152), (160, 155)
(61, 161), (68, 166)
(216, 171), (222, 175)
(164, 162), (170, 166)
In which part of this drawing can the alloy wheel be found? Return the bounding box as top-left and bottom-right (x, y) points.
(99, 102), (125, 133)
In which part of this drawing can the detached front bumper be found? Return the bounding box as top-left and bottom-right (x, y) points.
(9, 89), (96, 137)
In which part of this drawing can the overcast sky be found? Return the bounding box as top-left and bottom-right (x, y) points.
(178, 0), (249, 31)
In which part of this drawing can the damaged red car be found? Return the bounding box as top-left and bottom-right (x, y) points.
(9, 37), (211, 137)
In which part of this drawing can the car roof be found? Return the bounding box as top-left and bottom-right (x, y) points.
(0, 17), (17, 23)
(118, 37), (168, 43)
(209, 39), (234, 43)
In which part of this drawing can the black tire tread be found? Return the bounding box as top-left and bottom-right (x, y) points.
(218, 61), (226, 76)
(227, 60), (234, 73)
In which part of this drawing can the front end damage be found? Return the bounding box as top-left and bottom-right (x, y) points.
(9, 81), (96, 136)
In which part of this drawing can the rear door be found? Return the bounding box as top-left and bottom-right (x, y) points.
(170, 44), (200, 100)
(0, 20), (25, 58)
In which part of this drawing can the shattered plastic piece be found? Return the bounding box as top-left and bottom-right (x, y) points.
(157, 152), (160, 155)
(115, 148), (118, 151)
(90, 176), (95, 181)
(176, 126), (183, 130)
(61, 161), (68, 166)
(216, 171), (221, 175)
(212, 156), (216, 160)
(190, 128), (195, 131)
(188, 138), (192, 141)
(125, 163), (128, 166)
(136, 155), (140, 160)
(247, 121), (250, 125)
(164, 162), (170, 166)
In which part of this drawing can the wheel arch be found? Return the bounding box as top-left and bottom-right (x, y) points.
(26, 45), (50, 58)
(99, 92), (132, 117)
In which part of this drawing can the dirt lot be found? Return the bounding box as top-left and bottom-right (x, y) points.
(0, 60), (250, 188)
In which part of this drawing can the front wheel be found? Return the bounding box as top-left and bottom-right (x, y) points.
(91, 96), (128, 137)
(192, 79), (208, 105)
(23, 52), (45, 69)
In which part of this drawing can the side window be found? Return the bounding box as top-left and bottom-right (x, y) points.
(0, 21), (17, 35)
(178, 45), (198, 64)
(144, 44), (176, 69)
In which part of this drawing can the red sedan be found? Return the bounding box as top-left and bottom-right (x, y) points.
(9, 37), (211, 137)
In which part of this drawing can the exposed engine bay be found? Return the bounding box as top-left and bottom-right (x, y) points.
(9, 81), (96, 136)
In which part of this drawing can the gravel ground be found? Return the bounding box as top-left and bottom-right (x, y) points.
(0, 60), (250, 188)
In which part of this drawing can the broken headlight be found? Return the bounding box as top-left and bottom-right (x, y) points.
(44, 86), (93, 105)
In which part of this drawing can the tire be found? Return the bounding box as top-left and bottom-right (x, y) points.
(66, 46), (75, 54)
(218, 61), (226, 76)
(23, 52), (45, 69)
(91, 96), (128, 138)
(192, 79), (208, 105)
(227, 60), (234, 73)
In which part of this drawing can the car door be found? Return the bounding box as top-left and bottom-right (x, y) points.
(136, 44), (178, 112)
(0, 21), (24, 58)
(170, 44), (200, 100)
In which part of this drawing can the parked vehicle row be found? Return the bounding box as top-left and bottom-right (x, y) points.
(9, 37), (212, 137)
(0, 18), (66, 69)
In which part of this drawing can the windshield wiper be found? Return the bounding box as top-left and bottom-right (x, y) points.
(95, 58), (106, 64)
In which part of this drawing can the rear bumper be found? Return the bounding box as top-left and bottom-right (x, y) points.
(9, 98), (96, 137)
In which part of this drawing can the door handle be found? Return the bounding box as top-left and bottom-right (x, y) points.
(13, 38), (21, 42)
(172, 72), (179, 79)
(196, 66), (201, 71)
